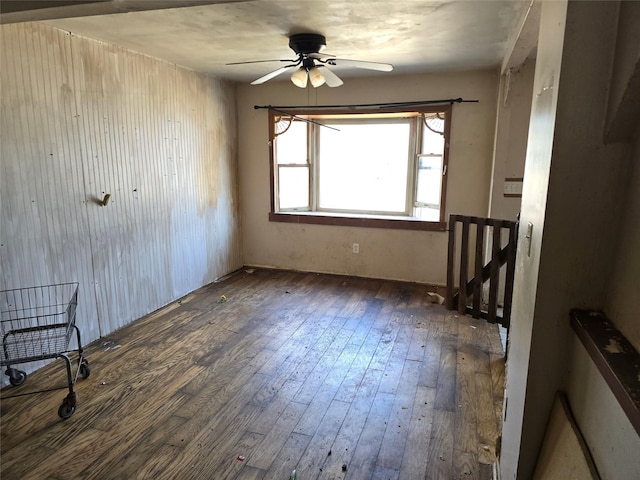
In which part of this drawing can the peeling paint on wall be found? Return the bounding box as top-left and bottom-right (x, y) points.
(0, 22), (242, 369)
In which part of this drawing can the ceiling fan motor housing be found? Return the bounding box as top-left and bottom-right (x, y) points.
(289, 33), (326, 55)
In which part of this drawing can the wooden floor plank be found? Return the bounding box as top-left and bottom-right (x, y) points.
(293, 399), (351, 478)
(434, 334), (458, 412)
(246, 400), (308, 471)
(376, 359), (422, 470)
(265, 431), (312, 480)
(425, 409), (456, 480)
(419, 320), (443, 388)
(476, 372), (499, 465)
(489, 352), (506, 428)
(454, 330), (481, 479)
(347, 391), (396, 480)
(247, 379), (303, 436)
(320, 367), (385, 478)
(378, 314), (412, 387)
(0, 268), (505, 479)
(372, 465), (400, 480)
(398, 386), (437, 480)
(214, 431), (266, 480)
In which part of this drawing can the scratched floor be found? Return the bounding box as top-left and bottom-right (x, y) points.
(1, 268), (505, 479)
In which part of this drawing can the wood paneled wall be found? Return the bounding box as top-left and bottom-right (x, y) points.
(0, 22), (241, 370)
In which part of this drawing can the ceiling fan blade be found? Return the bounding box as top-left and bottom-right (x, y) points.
(308, 52), (336, 60)
(327, 58), (394, 72)
(319, 66), (343, 88)
(251, 65), (295, 85)
(226, 58), (298, 66)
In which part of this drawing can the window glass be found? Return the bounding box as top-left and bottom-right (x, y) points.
(275, 120), (307, 165)
(278, 166), (309, 210)
(317, 122), (410, 213)
(270, 107), (450, 225)
(416, 155), (442, 207)
(421, 120), (445, 153)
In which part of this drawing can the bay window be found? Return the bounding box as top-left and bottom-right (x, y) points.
(269, 105), (451, 231)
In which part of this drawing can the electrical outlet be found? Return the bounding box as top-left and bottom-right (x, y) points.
(504, 178), (523, 196)
(352, 243), (359, 254)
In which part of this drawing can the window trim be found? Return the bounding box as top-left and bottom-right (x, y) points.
(268, 105), (452, 231)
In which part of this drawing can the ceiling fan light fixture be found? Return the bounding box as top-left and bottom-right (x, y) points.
(308, 67), (326, 87)
(290, 67), (308, 88)
(231, 32), (393, 88)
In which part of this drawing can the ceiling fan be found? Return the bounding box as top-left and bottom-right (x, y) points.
(227, 33), (393, 88)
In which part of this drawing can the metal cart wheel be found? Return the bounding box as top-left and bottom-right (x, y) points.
(58, 393), (78, 420)
(2, 283), (88, 420)
(58, 402), (76, 420)
(7, 368), (27, 387)
(79, 361), (90, 379)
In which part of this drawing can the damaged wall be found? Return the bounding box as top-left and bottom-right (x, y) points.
(488, 59), (535, 222)
(501, 1), (640, 478)
(0, 22), (242, 361)
(238, 70), (498, 285)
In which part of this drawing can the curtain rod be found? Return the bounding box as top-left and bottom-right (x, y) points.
(254, 97), (478, 110)
(269, 107), (340, 131)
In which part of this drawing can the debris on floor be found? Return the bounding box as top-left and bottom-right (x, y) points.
(289, 470), (297, 479)
(244, 268), (255, 274)
(101, 340), (121, 351)
(342, 463), (348, 472)
(176, 293), (194, 305)
(426, 292), (445, 304)
(236, 455), (245, 461)
(217, 295), (227, 304)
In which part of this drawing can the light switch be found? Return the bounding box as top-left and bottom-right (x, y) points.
(525, 222), (533, 257)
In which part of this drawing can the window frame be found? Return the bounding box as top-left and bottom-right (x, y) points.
(268, 104), (452, 232)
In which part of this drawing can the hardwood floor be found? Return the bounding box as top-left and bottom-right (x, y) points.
(1, 269), (505, 480)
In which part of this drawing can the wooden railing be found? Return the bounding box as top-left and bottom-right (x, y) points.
(446, 214), (518, 328)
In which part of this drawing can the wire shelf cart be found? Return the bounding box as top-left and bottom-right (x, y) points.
(1, 283), (90, 419)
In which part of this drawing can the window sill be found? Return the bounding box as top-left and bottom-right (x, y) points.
(269, 212), (447, 231)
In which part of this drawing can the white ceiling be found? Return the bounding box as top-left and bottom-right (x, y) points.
(11, 0), (530, 84)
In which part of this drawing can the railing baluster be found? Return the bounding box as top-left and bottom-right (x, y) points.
(473, 218), (485, 318)
(502, 222), (518, 328)
(458, 218), (470, 315)
(488, 220), (502, 324)
(446, 214), (456, 310)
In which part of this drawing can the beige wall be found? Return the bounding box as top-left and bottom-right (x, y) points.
(550, 3), (640, 478)
(568, 50), (640, 480)
(604, 0), (640, 142)
(605, 125), (640, 350)
(489, 59), (535, 222)
(500, 2), (568, 476)
(238, 70), (498, 285)
(604, 0), (640, 351)
(0, 23), (242, 364)
(487, 59), (534, 305)
(501, 1), (639, 478)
